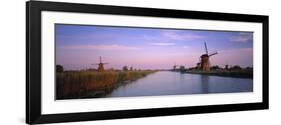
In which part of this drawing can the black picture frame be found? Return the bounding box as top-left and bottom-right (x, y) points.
(26, 1), (269, 124)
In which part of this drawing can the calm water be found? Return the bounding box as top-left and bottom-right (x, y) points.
(106, 71), (253, 97)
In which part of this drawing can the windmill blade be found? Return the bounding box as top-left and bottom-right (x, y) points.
(103, 63), (109, 64)
(99, 56), (102, 63)
(204, 42), (208, 55)
(209, 52), (218, 57)
(92, 63), (100, 65)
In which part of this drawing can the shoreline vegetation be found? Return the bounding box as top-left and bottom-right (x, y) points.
(172, 65), (253, 79)
(56, 70), (156, 100)
(183, 70), (253, 79)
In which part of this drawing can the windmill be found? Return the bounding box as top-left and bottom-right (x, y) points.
(93, 56), (108, 72)
(200, 42), (218, 71)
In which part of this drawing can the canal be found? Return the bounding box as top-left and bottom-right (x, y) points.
(106, 71), (253, 97)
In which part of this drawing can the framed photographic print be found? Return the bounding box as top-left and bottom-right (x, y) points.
(26, 1), (269, 124)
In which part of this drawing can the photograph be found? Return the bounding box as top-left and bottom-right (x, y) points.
(25, 1), (269, 124)
(55, 24), (254, 100)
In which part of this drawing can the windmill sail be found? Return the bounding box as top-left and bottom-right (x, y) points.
(209, 52), (218, 57)
(204, 42), (208, 55)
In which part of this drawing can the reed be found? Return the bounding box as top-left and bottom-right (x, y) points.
(56, 70), (155, 99)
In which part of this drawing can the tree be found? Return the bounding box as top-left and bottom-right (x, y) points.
(211, 65), (220, 70)
(56, 65), (64, 72)
(179, 65), (185, 72)
(245, 67), (253, 70)
(123, 66), (128, 71)
(231, 65), (241, 70)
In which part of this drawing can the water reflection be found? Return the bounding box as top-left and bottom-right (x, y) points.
(201, 75), (209, 93)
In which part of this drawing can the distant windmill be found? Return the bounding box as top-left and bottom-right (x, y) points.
(93, 56), (108, 72)
(199, 42), (218, 71)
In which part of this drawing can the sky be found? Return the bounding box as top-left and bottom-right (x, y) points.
(55, 24), (253, 70)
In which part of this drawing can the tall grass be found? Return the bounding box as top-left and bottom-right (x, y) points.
(56, 70), (155, 99)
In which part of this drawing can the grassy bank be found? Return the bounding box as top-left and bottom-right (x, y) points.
(56, 70), (155, 99)
(184, 70), (253, 79)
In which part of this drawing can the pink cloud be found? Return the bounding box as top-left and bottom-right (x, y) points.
(230, 33), (252, 43)
(150, 42), (175, 46)
(162, 31), (204, 40)
(59, 44), (140, 51)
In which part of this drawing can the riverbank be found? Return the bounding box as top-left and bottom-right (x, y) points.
(183, 70), (253, 79)
(56, 70), (156, 99)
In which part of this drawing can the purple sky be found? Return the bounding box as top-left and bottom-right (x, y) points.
(55, 24), (253, 70)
